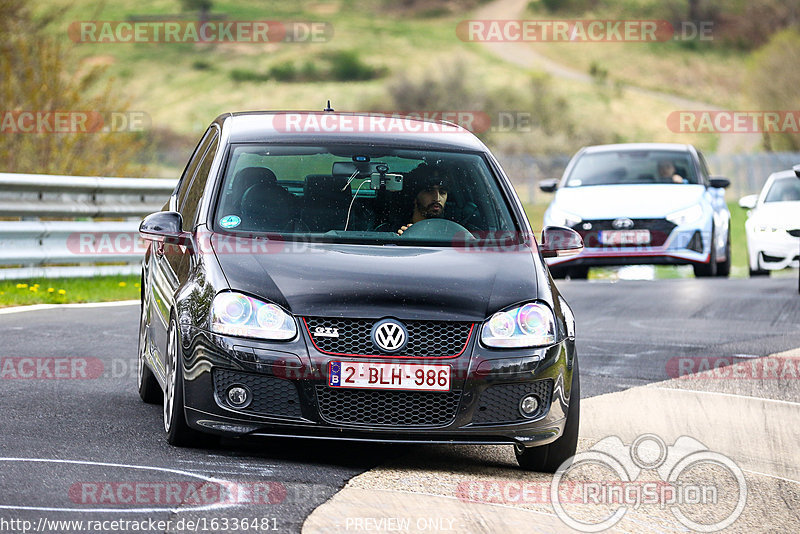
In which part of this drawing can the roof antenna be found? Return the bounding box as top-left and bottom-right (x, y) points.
(323, 100), (334, 112)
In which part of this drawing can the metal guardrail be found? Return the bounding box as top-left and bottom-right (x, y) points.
(0, 173), (176, 280)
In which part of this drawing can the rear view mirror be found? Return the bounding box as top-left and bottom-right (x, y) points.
(332, 161), (380, 178)
(540, 226), (583, 258)
(738, 194), (757, 210)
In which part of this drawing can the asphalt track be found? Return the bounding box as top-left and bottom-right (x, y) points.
(1, 276), (799, 533)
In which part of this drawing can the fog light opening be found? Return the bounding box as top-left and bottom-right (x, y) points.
(227, 385), (251, 408)
(519, 394), (540, 417)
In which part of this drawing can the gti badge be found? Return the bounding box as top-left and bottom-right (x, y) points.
(612, 217), (635, 230)
(371, 319), (408, 352)
(314, 326), (339, 338)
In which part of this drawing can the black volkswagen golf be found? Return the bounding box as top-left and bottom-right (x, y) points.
(138, 111), (583, 472)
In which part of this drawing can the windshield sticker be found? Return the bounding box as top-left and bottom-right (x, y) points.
(219, 215), (241, 228)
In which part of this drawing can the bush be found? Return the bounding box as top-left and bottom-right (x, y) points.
(268, 61), (298, 82)
(229, 68), (269, 82)
(382, 57), (612, 155)
(0, 0), (149, 176)
(191, 60), (213, 70)
(229, 52), (385, 84)
(325, 50), (385, 81)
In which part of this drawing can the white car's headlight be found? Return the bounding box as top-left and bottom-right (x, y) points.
(211, 292), (296, 340)
(666, 204), (703, 226)
(481, 302), (557, 348)
(546, 206), (582, 227)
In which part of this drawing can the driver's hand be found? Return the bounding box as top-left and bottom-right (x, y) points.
(397, 224), (412, 235)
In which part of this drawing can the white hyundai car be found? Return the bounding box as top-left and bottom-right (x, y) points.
(739, 170), (800, 276)
(540, 143), (731, 279)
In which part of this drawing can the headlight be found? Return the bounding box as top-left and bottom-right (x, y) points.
(666, 204), (703, 226)
(546, 206), (582, 227)
(211, 292), (296, 340)
(481, 302), (557, 348)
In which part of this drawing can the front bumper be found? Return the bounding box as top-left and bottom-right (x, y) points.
(177, 323), (576, 449)
(547, 225), (711, 268)
(748, 230), (800, 270)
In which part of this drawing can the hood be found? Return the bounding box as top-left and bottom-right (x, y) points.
(751, 202), (800, 230)
(211, 239), (538, 321)
(553, 184), (706, 220)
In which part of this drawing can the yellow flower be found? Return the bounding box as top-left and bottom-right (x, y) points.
(48, 288), (55, 293)
(58, 289), (66, 295)
(29, 286), (37, 292)
(134, 283), (140, 288)
(33, 284), (40, 288)
(16, 283), (27, 289)
(118, 281), (127, 287)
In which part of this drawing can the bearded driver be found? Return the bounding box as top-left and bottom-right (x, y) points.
(397, 164), (450, 235)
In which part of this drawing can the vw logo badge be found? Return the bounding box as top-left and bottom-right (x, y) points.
(371, 319), (408, 353)
(612, 217), (634, 230)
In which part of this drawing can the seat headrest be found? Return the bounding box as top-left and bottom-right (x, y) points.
(233, 167), (278, 191)
(305, 175), (351, 199)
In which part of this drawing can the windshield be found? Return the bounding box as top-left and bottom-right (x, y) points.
(212, 144), (519, 245)
(565, 150), (699, 187)
(764, 177), (800, 202)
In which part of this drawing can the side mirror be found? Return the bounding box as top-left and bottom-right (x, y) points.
(709, 176), (730, 189)
(540, 226), (583, 258)
(738, 194), (758, 210)
(794, 164), (800, 179)
(788, 229), (800, 238)
(139, 211), (191, 245)
(539, 179), (559, 193)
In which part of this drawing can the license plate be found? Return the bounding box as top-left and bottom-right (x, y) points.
(328, 361), (451, 391)
(600, 229), (651, 245)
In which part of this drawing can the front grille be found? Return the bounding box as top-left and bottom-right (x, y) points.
(573, 219), (676, 248)
(213, 369), (302, 418)
(471, 380), (553, 425)
(315, 385), (462, 427)
(303, 318), (473, 358)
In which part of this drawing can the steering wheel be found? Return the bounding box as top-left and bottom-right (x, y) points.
(398, 218), (476, 241)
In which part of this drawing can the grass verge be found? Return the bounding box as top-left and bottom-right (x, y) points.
(0, 275), (139, 308)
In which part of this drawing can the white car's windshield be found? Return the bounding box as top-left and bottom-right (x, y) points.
(764, 177), (800, 203)
(213, 144), (519, 245)
(565, 150), (699, 187)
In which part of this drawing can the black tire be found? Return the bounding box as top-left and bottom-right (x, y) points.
(567, 266), (589, 280)
(516, 358), (580, 472)
(716, 231), (731, 278)
(693, 228), (717, 277)
(164, 318), (203, 446)
(749, 254), (770, 277)
(549, 266), (567, 279)
(137, 298), (161, 404)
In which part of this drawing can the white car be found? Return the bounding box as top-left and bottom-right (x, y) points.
(540, 143), (732, 279)
(739, 170), (800, 276)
